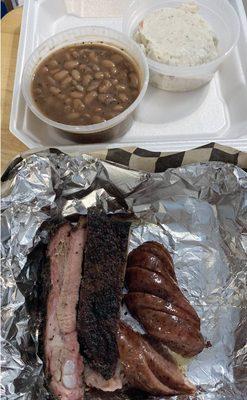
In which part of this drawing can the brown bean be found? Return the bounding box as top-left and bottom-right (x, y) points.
(79, 64), (86, 71)
(46, 96), (56, 106)
(72, 50), (79, 59)
(119, 71), (128, 80)
(70, 91), (84, 99)
(111, 79), (119, 86)
(129, 72), (139, 89)
(98, 80), (112, 93)
(73, 99), (85, 111)
(66, 112), (80, 120)
(47, 76), (56, 85)
(87, 80), (100, 91)
(33, 88), (42, 95)
(101, 59), (115, 68)
(95, 71), (104, 80)
(116, 84), (126, 91)
(64, 60), (79, 70)
(42, 66), (49, 74)
(104, 71), (111, 79)
(118, 93), (129, 103)
(75, 84), (84, 92)
(98, 94), (117, 105)
(71, 69), (81, 81)
(111, 54), (123, 64)
(49, 59), (58, 68)
(65, 53), (72, 61)
(92, 64), (100, 72)
(82, 74), (93, 86)
(84, 91), (97, 105)
(107, 111), (118, 119)
(61, 76), (72, 88)
(94, 107), (103, 113)
(50, 68), (61, 75)
(132, 89), (139, 98)
(111, 67), (118, 75)
(49, 86), (61, 95)
(92, 115), (105, 124)
(54, 70), (69, 81)
(57, 93), (66, 100)
(113, 104), (124, 111)
(84, 66), (93, 73)
(64, 105), (72, 113)
(65, 98), (72, 105)
(88, 51), (99, 63)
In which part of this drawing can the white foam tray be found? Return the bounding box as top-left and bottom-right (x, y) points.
(10, 0), (247, 152)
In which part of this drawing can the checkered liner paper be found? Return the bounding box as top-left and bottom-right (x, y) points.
(1, 143), (247, 181)
(89, 142), (247, 172)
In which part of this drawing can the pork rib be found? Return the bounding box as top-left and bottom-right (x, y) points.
(44, 220), (86, 400)
(77, 209), (131, 380)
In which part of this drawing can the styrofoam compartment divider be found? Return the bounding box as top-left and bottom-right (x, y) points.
(10, 0), (247, 152)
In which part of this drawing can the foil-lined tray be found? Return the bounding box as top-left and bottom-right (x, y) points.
(1, 151), (247, 399)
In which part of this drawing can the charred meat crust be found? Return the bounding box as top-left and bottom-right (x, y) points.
(77, 208), (131, 380)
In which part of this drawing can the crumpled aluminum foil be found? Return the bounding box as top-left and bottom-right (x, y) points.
(1, 151), (247, 400)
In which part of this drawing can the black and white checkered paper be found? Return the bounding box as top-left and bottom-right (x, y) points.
(1, 143), (246, 182)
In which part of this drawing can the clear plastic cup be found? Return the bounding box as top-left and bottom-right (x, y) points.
(123, 0), (240, 91)
(22, 26), (149, 141)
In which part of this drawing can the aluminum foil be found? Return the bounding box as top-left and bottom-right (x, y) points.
(1, 151), (247, 400)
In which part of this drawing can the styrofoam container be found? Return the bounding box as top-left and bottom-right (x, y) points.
(123, 0), (240, 91)
(10, 0), (247, 151)
(22, 26), (149, 141)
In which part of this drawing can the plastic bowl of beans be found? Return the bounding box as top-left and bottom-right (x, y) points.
(22, 26), (149, 141)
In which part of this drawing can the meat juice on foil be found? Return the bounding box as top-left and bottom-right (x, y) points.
(1, 151), (247, 399)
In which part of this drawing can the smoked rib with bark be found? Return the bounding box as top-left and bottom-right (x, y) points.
(77, 209), (131, 380)
(44, 220), (86, 400)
